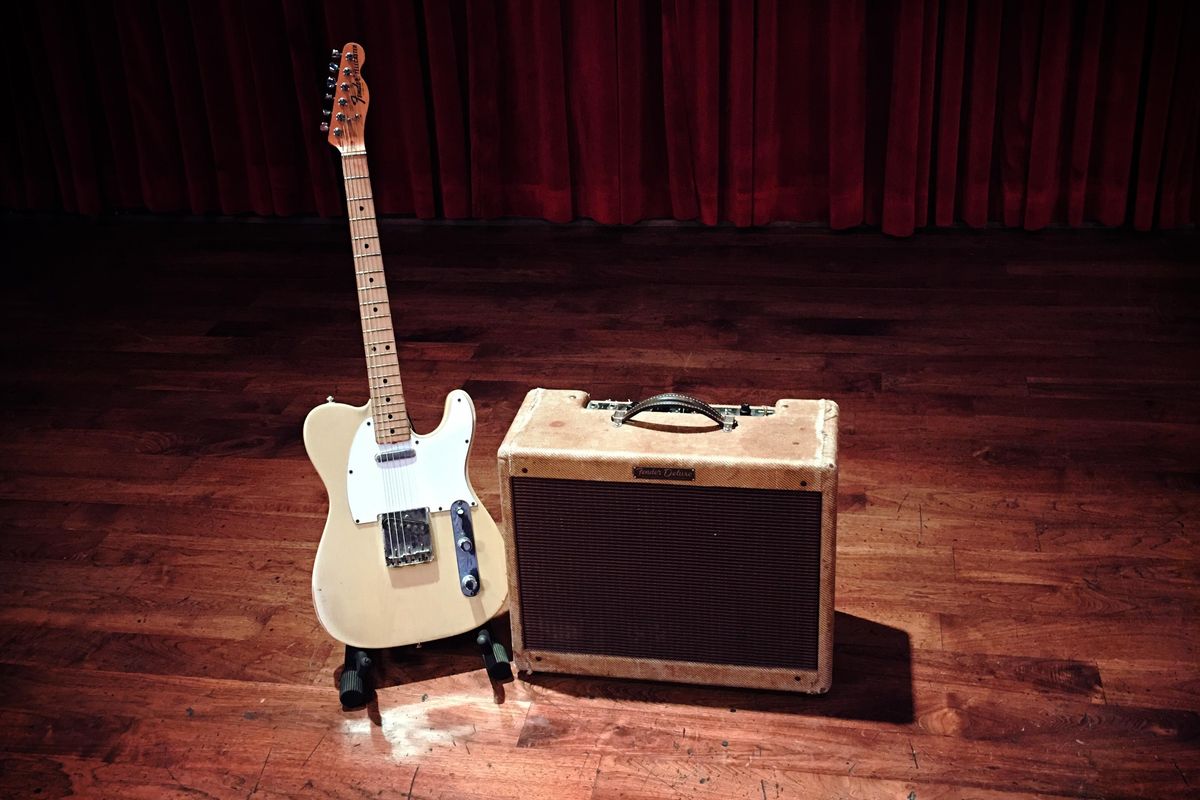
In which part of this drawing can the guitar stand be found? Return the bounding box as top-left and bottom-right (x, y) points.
(339, 646), (375, 708)
(337, 625), (509, 707)
(476, 624), (513, 682)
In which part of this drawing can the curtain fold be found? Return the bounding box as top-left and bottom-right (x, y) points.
(8, 0), (1197, 235)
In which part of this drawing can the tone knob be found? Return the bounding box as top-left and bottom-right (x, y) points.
(461, 574), (479, 595)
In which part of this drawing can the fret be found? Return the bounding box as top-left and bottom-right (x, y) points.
(346, 195), (373, 201)
(348, 216), (375, 222)
(360, 313), (391, 320)
(360, 327), (395, 335)
(350, 234), (379, 241)
(359, 299), (389, 307)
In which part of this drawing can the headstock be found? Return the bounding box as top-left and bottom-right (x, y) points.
(320, 43), (369, 152)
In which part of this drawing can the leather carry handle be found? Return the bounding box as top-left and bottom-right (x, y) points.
(611, 392), (738, 431)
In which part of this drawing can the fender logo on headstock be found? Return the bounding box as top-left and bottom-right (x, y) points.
(347, 45), (365, 105)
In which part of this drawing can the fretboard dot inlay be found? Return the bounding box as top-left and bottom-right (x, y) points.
(382, 378), (388, 384)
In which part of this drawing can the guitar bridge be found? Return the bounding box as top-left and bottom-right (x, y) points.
(379, 508), (433, 568)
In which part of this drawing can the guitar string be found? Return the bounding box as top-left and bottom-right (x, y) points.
(349, 156), (415, 566)
(348, 159), (400, 564)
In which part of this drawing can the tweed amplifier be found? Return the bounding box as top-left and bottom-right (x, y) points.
(497, 389), (839, 693)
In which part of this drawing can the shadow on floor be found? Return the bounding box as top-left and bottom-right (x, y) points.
(350, 612), (913, 723)
(520, 612), (913, 723)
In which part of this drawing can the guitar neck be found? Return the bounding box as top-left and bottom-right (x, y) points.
(341, 150), (409, 444)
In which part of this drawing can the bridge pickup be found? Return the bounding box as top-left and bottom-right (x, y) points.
(450, 499), (481, 596)
(379, 508), (433, 568)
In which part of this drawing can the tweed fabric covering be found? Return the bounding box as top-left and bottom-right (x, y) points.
(497, 389), (838, 693)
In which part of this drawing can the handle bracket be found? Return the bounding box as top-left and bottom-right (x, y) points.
(610, 392), (738, 431)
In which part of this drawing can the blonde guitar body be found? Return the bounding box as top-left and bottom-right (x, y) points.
(305, 392), (507, 649)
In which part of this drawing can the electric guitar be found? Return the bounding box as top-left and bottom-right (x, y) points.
(304, 43), (507, 649)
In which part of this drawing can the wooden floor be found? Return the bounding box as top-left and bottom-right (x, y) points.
(0, 217), (1197, 799)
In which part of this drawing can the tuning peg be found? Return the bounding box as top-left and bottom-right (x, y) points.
(320, 122), (330, 133)
(329, 62), (338, 73)
(327, 76), (336, 89)
(331, 48), (340, 59)
(322, 109), (331, 118)
(325, 93), (333, 101)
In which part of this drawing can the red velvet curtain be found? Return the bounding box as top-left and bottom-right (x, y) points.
(7, 0), (1198, 235)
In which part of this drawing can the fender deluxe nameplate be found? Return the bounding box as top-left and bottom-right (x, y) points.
(632, 467), (695, 481)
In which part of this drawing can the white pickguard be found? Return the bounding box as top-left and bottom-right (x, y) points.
(345, 389), (480, 523)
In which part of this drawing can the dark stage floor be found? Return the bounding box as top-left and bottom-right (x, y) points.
(0, 217), (1197, 798)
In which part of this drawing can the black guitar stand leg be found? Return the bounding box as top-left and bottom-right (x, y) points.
(475, 624), (513, 682)
(339, 645), (375, 708)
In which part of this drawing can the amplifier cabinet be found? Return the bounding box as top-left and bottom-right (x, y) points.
(497, 389), (839, 693)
